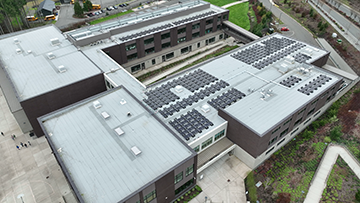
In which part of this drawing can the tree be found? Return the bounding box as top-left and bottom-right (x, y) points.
(74, 1), (83, 17)
(309, 8), (314, 17)
(83, 0), (92, 12)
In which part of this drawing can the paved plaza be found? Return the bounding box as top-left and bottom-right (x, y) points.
(0, 88), (76, 203)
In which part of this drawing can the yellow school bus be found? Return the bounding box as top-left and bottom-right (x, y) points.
(92, 4), (101, 10)
(44, 15), (56, 21)
(26, 16), (38, 21)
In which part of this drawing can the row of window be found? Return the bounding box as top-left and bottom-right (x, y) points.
(193, 129), (225, 152)
(174, 164), (194, 184)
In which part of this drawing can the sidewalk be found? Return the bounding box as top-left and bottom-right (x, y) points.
(221, 0), (249, 9)
(304, 144), (360, 203)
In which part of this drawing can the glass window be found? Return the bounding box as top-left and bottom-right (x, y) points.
(197, 42), (200, 48)
(205, 28), (212, 34)
(144, 38), (154, 45)
(166, 52), (174, 59)
(294, 118), (302, 126)
(307, 108), (315, 116)
(268, 136), (278, 146)
(277, 138), (285, 146)
(144, 190), (156, 203)
(193, 145), (199, 152)
(291, 128), (299, 135)
(127, 53), (138, 61)
(206, 19), (213, 25)
(283, 118), (292, 126)
(178, 27), (186, 34)
(280, 128), (289, 137)
(174, 172), (183, 184)
(217, 16), (221, 22)
(304, 118), (311, 125)
(192, 23), (200, 30)
(209, 37), (215, 43)
(201, 137), (213, 149)
(313, 110), (321, 117)
(217, 24), (221, 30)
(185, 164), (194, 176)
(177, 37), (186, 43)
(214, 129), (225, 141)
(298, 108), (306, 115)
(161, 32), (170, 40)
(162, 42), (171, 49)
(125, 43), (136, 51)
(131, 64), (141, 72)
(181, 47), (189, 54)
(145, 47), (155, 55)
(152, 59), (156, 65)
(192, 32), (200, 39)
(223, 14), (228, 20)
(272, 126), (280, 134)
(219, 34), (223, 39)
(265, 147), (274, 155)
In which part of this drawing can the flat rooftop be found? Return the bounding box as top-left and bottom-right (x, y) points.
(0, 25), (102, 101)
(41, 87), (194, 203)
(67, 0), (226, 45)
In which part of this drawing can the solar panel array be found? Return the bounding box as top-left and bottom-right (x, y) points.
(143, 87), (180, 111)
(207, 88), (245, 110)
(298, 75), (332, 95)
(119, 23), (173, 41)
(293, 53), (312, 63)
(172, 11), (216, 26)
(280, 75), (302, 88)
(231, 37), (307, 70)
(173, 69), (219, 92)
(169, 109), (214, 140)
(158, 79), (230, 118)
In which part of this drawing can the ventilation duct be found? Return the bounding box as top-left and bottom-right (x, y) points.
(57, 65), (67, 73)
(50, 38), (60, 46)
(93, 100), (101, 109)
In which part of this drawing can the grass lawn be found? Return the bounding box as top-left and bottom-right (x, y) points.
(203, 0), (238, 7)
(89, 10), (133, 25)
(228, 2), (250, 30)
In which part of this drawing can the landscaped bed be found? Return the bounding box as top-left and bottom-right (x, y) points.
(203, 0), (238, 7)
(228, 2), (251, 30)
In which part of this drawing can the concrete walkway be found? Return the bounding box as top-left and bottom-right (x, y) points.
(304, 144), (360, 203)
(221, 0), (249, 9)
(316, 38), (357, 75)
(0, 88), (76, 203)
(189, 155), (251, 203)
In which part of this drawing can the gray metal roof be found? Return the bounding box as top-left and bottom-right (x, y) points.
(0, 26), (102, 101)
(41, 87), (193, 203)
(39, 0), (55, 12)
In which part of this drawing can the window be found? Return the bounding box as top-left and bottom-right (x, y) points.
(217, 16), (221, 22)
(193, 145), (199, 152)
(197, 42), (200, 48)
(294, 118), (302, 126)
(272, 126), (280, 134)
(311, 99), (319, 105)
(298, 108), (306, 115)
(192, 23), (200, 30)
(223, 14), (228, 20)
(201, 137), (213, 149)
(127, 53), (138, 61)
(185, 164), (194, 176)
(125, 43), (136, 51)
(175, 179), (194, 195)
(266, 147), (275, 155)
(219, 34), (223, 39)
(181, 47), (189, 54)
(214, 129), (225, 141)
(161, 32), (170, 39)
(206, 19), (213, 25)
(136, 200), (140, 203)
(144, 190), (156, 203)
(307, 108), (315, 116)
(178, 27), (186, 34)
(313, 110), (321, 117)
(268, 136), (278, 146)
(326, 96), (332, 102)
(162, 42), (171, 49)
(205, 28), (212, 34)
(177, 37), (186, 43)
(174, 172), (183, 184)
(291, 128), (299, 135)
(144, 38), (154, 45)
(131, 64), (141, 72)
(152, 59), (156, 65)
(217, 24), (220, 30)
(280, 128), (289, 137)
(304, 118), (311, 125)
(277, 138), (286, 146)
(283, 118), (292, 126)
(145, 47), (155, 55)
(166, 52), (174, 59)
(192, 32), (200, 38)
(208, 37), (215, 43)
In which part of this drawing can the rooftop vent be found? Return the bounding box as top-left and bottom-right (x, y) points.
(120, 99), (127, 105)
(201, 104), (211, 113)
(14, 38), (20, 44)
(47, 52), (56, 59)
(302, 48), (313, 56)
(27, 50), (32, 54)
(93, 100), (101, 109)
(131, 146), (142, 156)
(127, 112), (132, 117)
(114, 127), (124, 136)
(101, 111), (110, 119)
(57, 65), (67, 73)
(175, 85), (183, 93)
(284, 55), (295, 64)
(50, 38), (60, 46)
(16, 49), (22, 54)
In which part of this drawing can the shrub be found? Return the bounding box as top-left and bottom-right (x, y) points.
(318, 21), (323, 28)
(330, 126), (343, 142)
(303, 129), (315, 140)
(324, 136), (331, 143)
(309, 8), (314, 17)
(356, 190), (360, 202)
(195, 185), (202, 192)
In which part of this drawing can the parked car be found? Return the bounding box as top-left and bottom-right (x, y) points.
(281, 27), (289, 31)
(113, 5), (118, 9)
